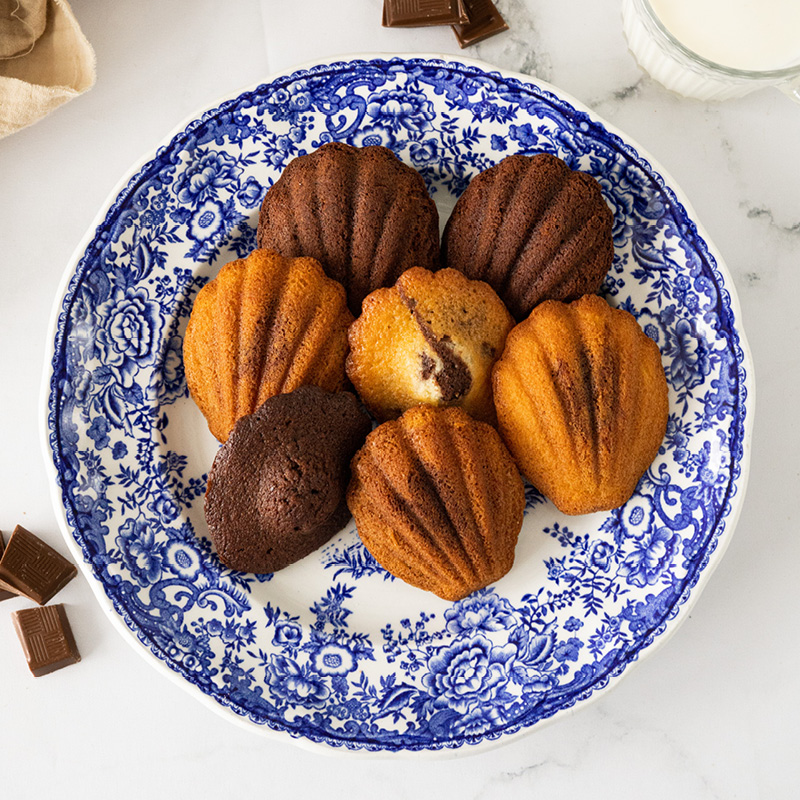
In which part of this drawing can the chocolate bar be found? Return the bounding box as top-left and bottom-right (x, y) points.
(0, 525), (77, 605)
(452, 0), (508, 47)
(0, 530), (18, 601)
(12, 604), (81, 677)
(383, 0), (469, 28)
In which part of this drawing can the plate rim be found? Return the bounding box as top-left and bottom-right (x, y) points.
(39, 52), (755, 758)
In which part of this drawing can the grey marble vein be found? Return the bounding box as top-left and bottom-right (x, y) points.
(471, 0), (553, 81)
(744, 204), (800, 236)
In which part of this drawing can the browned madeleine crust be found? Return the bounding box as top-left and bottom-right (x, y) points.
(347, 406), (525, 601)
(442, 153), (614, 320)
(346, 267), (514, 424)
(184, 249), (353, 442)
(492, 294), (669, 514)
(257, 142), (440, 316)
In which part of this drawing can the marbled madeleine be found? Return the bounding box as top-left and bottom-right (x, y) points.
(347, 406), (525, 601)
(183, 249), (352, 442)
(346, 267), (514, 424)
(493, 294), (668, 514)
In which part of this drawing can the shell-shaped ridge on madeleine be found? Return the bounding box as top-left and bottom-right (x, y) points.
(493, 294), (669, 515)
(442, 152), (614, 320)
(347, 406), (525, 601)
(257, 142), (440, 315)
(183, 249), (353, 442)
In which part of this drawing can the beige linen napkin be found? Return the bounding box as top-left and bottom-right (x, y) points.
(0, 0), (47, 57)
(0, 0), (95, 139)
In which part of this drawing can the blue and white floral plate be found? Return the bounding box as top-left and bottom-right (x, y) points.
(42, 55), (753, 755)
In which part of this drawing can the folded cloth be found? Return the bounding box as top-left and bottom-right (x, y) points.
(0, 0), (95, 139)
(0, 0), (47, 58)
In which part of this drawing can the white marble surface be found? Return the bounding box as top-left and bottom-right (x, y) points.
(1, 0), (799, 796)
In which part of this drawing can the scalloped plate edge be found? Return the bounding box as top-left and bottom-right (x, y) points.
(39, 52), (755, 759)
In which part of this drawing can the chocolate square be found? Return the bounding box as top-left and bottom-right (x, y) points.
(12, 604), (81, 677)
(383, 0), (469, 28)
(0, 525), (77, 605)
(452, 0), (508, 47)
(0, 530), (20, 601)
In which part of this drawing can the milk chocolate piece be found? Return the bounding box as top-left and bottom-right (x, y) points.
(0, 525), (77, 605)
(452, 0), (508, 47)
(383, 0), (469, 27)
(12, 604), (81, 677)
(0, 530), (18, 601)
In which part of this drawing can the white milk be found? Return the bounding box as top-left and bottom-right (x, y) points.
(649, 0), (800, 72)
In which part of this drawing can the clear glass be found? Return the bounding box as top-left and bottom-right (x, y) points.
(621, 0), (800, 103)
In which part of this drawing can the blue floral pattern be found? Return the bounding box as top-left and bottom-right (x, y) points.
(45, 58), (751, 753)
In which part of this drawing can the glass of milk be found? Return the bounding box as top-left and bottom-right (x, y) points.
(622, 0), (800, 102)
